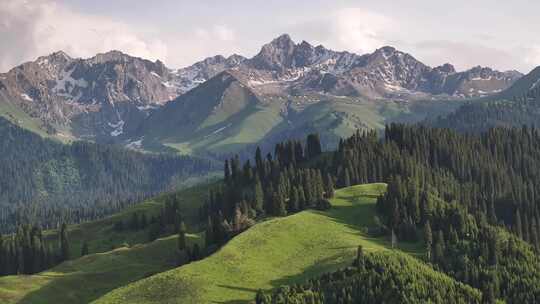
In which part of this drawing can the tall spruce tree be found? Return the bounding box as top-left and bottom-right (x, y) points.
(253, 177), (264, 215)
(178, 221), (187, 251)
(424, 221), (433, 261)
(306, 133), (322, 159)
(81, 240), (89, 257)
(59, 223), (69, 262)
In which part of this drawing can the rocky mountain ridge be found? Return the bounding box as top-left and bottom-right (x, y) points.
(0, 34), (524, 145)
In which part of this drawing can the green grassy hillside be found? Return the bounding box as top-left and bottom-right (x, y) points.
(43, 181), (213, 259)
(94, 183), (424, 304)
(141, 90), (462, 156)
(0, 233), (203, 304)
(0, 91), (61, 140)
(0, 181), (215, 304)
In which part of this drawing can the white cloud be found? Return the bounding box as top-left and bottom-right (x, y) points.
(413, 40), (528, 72)
(331, 8), (393, 54)
(213, 25), (236, 42)
(0, 0), (168, 72)
(524, 46), (540, 69)
(284, 8), (393, 55)
(194, 25), (236, 42)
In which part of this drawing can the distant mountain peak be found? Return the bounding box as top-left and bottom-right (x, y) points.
(376, 46), (397, 53)
(250, 34), (297, 71)
(271, 33), (294, 45)
(434, 63), (456, 74)
(49, 50), (72, 60)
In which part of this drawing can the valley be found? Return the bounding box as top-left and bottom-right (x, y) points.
(2, 6), (540, 302)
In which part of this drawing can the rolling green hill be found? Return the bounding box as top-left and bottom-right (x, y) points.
(138, 79), (462, 156)
(94, 183), (424, 304)
(42, 181), (214, 259)
(0, 234), (202, 304)
(0, 182), (213, 303)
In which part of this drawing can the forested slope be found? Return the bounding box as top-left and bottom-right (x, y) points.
(431, 84), (540, 133)
(0, 183), (211, 303)
(165, 126), (540, 303)
(94, 184), (423, 304)
(0, 117), (217, 232)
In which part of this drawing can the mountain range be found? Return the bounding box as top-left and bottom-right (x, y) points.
(0, 34), (526, 155)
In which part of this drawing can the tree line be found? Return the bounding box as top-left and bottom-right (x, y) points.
(256, 247), (482, 304)
(205, 123), (540, 303)
(201, 134), (334, 248)
(0, 222), (70, 275)
(432, 86), (540, 133)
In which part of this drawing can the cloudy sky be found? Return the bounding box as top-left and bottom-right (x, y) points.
(1, 0), (539, 73)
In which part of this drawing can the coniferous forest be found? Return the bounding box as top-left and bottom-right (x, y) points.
(0, 117), (217, 233)
(432, 87), (540, 133)
(3, 7), (540, 303)
(188, 124), (540, 303)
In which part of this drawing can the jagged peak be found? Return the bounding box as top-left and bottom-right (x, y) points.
(227, 54), (246, 61)
(48, 50), (72, 60)
(433, 63), (456, 74)
(268, 33), (295, 46)
(33, 50), (72, 65)
(376, 46), (397, 53)
(257, 34), (296, 54)
(298, 40), (313, 49)
(88, 50), (150, 65)
(202, 55), (227, 64)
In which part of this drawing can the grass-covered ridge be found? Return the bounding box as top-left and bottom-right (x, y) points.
(262, 250), (482, 303)
(0, 233), (203, 304)
(0, 182), (213, 303)
(94, 183), (424, 304)
(43, 181), (213, 259)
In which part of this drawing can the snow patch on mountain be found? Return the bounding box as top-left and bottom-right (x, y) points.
(53, 67), (88, 102)
(20, 93), (33, 102)
(126, 137), (144, 149)
(108, 120), (125, 137)
(136, 104), (159, 111)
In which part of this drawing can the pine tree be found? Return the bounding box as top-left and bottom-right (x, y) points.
(424, 221), (433, 261)
(343, 169), (351, 187)
(130, 213), (139, 230)
(0, 235), (4, 274)
(191, 243), (201, 261)
(81, 240), (89, 257)
(178, 221), (187, 251)
(306, 133), (322, 159)
(205, 216), (214, 248)
(324, 173), (335, 198)
(482, 283), (496, 304)
(434, 230), (445, 264)
(253, 177), (264, 215)
(531, 217), (539, 250)
(355, 245), (365, 270)
(515, 209), (523, 239)
(59, 223), (69, 262)
(255, 147), (263, 170)
(272, 191), (287, 216)
(224, 159), (231, 182)
(289, 187), (299, 213)
(255, 289), (267, 304)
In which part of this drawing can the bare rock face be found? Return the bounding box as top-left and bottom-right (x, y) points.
(173, 35), (521, 100)
(0, 50), (185, 140)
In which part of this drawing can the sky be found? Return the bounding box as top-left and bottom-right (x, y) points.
(1, 0), (539, 73)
